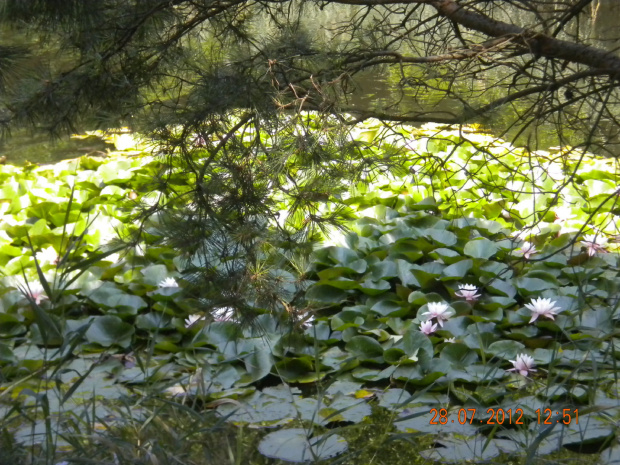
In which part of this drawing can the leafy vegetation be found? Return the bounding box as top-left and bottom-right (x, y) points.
(1, 118), (619, 464)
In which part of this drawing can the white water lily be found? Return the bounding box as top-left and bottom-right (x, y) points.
(103, 253), (121, 264)
(444, 337), (456, 343)
(525, 297), (561, 323)
(35, 246), (59, 266)
(454, 284), (481, 302)
(513, 241), (537, 259)
(419, 320), (438, 335)
(508, 354), (537, 376)
(421, 302), (453, 327)
(302, 313), (315, 327)
(581, 233), (608, 256)
(553, 206), (580, 234)
(184, 314), (204, 328)
(158, 277), (179, 288)
(545, 163), (565, 182)
(554, 206), (576, 223)
(213, 307), (235, 321)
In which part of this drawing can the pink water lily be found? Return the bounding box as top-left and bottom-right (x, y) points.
(24, 281), (48, 305)
(513, 241), (537, 259)
(507, 354), (537, 376)
(455, 284), (481, 302)
(419, 320), (438, 335)
(525, 297), (561, 323)
(581, 234), (608, 256)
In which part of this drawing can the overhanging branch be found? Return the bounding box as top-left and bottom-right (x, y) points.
(330, 0), (620, 76)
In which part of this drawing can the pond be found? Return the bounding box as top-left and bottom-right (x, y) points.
(1, 118), (619, 464)
(0, 129), (111, 165)
(1, 0), (620, 164)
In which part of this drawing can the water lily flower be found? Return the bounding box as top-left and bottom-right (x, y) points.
(545, 163), (565, 182)
(525, 297), (561, 323)
(507, 354), (537, 376)
(105, 253), (121, 264)
(98, 229), (119, 245)
(455, 284), (481, 302)
(301, 313), (316, 328)
(213, 307), (235, 321)
(421, 302), (453, 327)
(513, 241), (537, 259)
(554, 206), (576, 223)
(444, 337), (456, 343)
(35, 246), (59, 266)
(158, 277), (179, 288)
(24, 281), (48, 305)
(581, 233), (608, 256)
(184, 314), (204, 328)
(419, 320), (438, 335)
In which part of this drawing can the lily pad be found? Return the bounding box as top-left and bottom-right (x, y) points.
(85, 315), (135, 348)
(257, 428), (348, 462)
(420, 435), (501, 463)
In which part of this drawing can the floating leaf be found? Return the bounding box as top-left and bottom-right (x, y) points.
(485, 278), (516, 298)
(425, 229), (457, 247)
(402, 328), (434, 358)
(560, 415), (614, 446)
(395, 406), (477, 436)
(345, 336), (384, 362)
(515, 277), (556, 294)
(439, 343), (479, 368)
(420, 435), (501, 463)
(441, 259), (473, 280)
(464, 238), (498, 260)
(487, 340), (525, 359)
(85, 315), (134, 348)
(369, 299), (407, 317)
(320, 396), (372, 423)
(305, 284), (349, 304)
(358, 279), (391, 295)
(218, 397), (295, 426)
(328, 247), (360, 265)
(258, 428), (348, 463)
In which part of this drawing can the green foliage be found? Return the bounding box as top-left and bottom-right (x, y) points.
(0, 120), (619, 464)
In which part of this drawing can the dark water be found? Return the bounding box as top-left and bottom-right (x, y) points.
(1, 1), (619, 164)
(345, 0), (620, 154)
(0, 130), (111, 166)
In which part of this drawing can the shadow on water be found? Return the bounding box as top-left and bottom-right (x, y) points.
(2, 0), (620, 163)
(0, 130), (111, 165)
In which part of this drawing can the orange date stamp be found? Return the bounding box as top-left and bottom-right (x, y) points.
(429, 408), (579, 425)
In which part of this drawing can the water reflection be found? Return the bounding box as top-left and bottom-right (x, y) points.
(0, 130), (110, 165)
(1, 1), (620, 163)
(344, 0), (620, 155)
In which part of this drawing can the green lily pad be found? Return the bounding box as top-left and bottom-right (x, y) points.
(420, 435), (501, 463)
(85, 315), (134, 348)
(345, 336), (384, 362)
(441, 259), (473, 280)
(464, 238), (498, 260)
(258, 428), (348, 463)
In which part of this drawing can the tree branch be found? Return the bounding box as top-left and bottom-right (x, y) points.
(331, 0), (620, 75)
